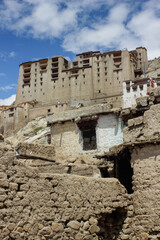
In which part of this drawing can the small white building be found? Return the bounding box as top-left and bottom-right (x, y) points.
(47, 103), (123, 156)
(123, 78), (157, 108)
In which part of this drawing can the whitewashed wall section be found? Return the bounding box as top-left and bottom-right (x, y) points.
(77, 114), (123, 154)
(96, 114), (123, 153)
(123, 82), (148, 109)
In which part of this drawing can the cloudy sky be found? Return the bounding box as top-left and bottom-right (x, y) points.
(0, 0), (160, 105)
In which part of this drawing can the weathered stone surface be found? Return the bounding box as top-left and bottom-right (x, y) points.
(15, 142), (55, 161)
(51, 223), (64, 232)
(124, 103), (160, 145)
(38, 226), (51, 235)
(131, 144), (160, 238)
(136, 96), (148, 107)
(0, 146), (128, 240)
(47, 103), (112, 124)
(89, 217), (98, 225)
(0, 145), (130, 239)
(89, 224), (100, 234)
(0, 128), (160, 240)
(67, 221), (81, 230)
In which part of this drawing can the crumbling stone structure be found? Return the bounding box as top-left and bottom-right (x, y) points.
(0, 143), (132, 240)
(1, 93), (160, 239)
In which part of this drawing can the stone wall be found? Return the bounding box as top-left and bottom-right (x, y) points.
(0, 144), (131, 240)
(123, 103), (160, 145)
(131, 144), (160, 239)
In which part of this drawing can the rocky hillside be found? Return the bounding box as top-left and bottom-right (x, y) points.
(146, 57), (160, 78)
(6, 116), (50, 147)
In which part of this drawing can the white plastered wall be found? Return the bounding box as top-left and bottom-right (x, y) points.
(96, 114), (123, 153)
(123, 82), (148, 109)
(77, 114), (123, 154)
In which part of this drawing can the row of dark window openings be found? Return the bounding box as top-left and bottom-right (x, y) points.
(53, 82), (86, 88)
(97, 67), (107, 72)
(79, 53), (121, 60)
(126, 85), (144, 92)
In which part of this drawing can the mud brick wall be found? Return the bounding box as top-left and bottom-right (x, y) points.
(0, 145), (132, 240)
(131, 144), (160, 240)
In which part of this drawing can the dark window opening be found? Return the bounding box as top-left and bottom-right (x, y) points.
(9, 108), (14, 112)
(73, 61), (78, 67)
(100, 168), (109, 178)
(52, 57), (58, 62)
(48, 109), (51, 113)
(83, 59), (89, 64)
(126, 86), (130, 92)
(82, 129), (97, 150)
(47, 134), (51, 144)
(113, 57), (121, 63)
(139, 85), (143, 90)
(114, 148), (133, 194)
(52, 62), (58, 68)
(132, 86), (137, 92)
(71, 70), (78, 74)
(52, 68), (58, 73)
(67, 166), (72, 174)
(102, 147), (133, 194)
(77, 120), (97, 151)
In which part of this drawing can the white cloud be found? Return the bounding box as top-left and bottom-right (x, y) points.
(0, 94), (16, 106)
(0, 0), (78, 38)
(62, 1), (160, 59)
(0, 0), (160, 59)
(62, 3), (133, 53)
(0, 51), (16, 60)
(127, 0), (160, 59)
(0, 0), (115, 39)
(0, 84), (17, 91)
(9, 51), (16, 57)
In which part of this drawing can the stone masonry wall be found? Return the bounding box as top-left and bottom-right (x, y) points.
(131, 144), (160, 240)
(123, 103), (160, 145)
(0, 144), (132, 240)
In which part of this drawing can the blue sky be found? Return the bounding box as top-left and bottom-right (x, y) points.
(0, 0), (160, 105)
